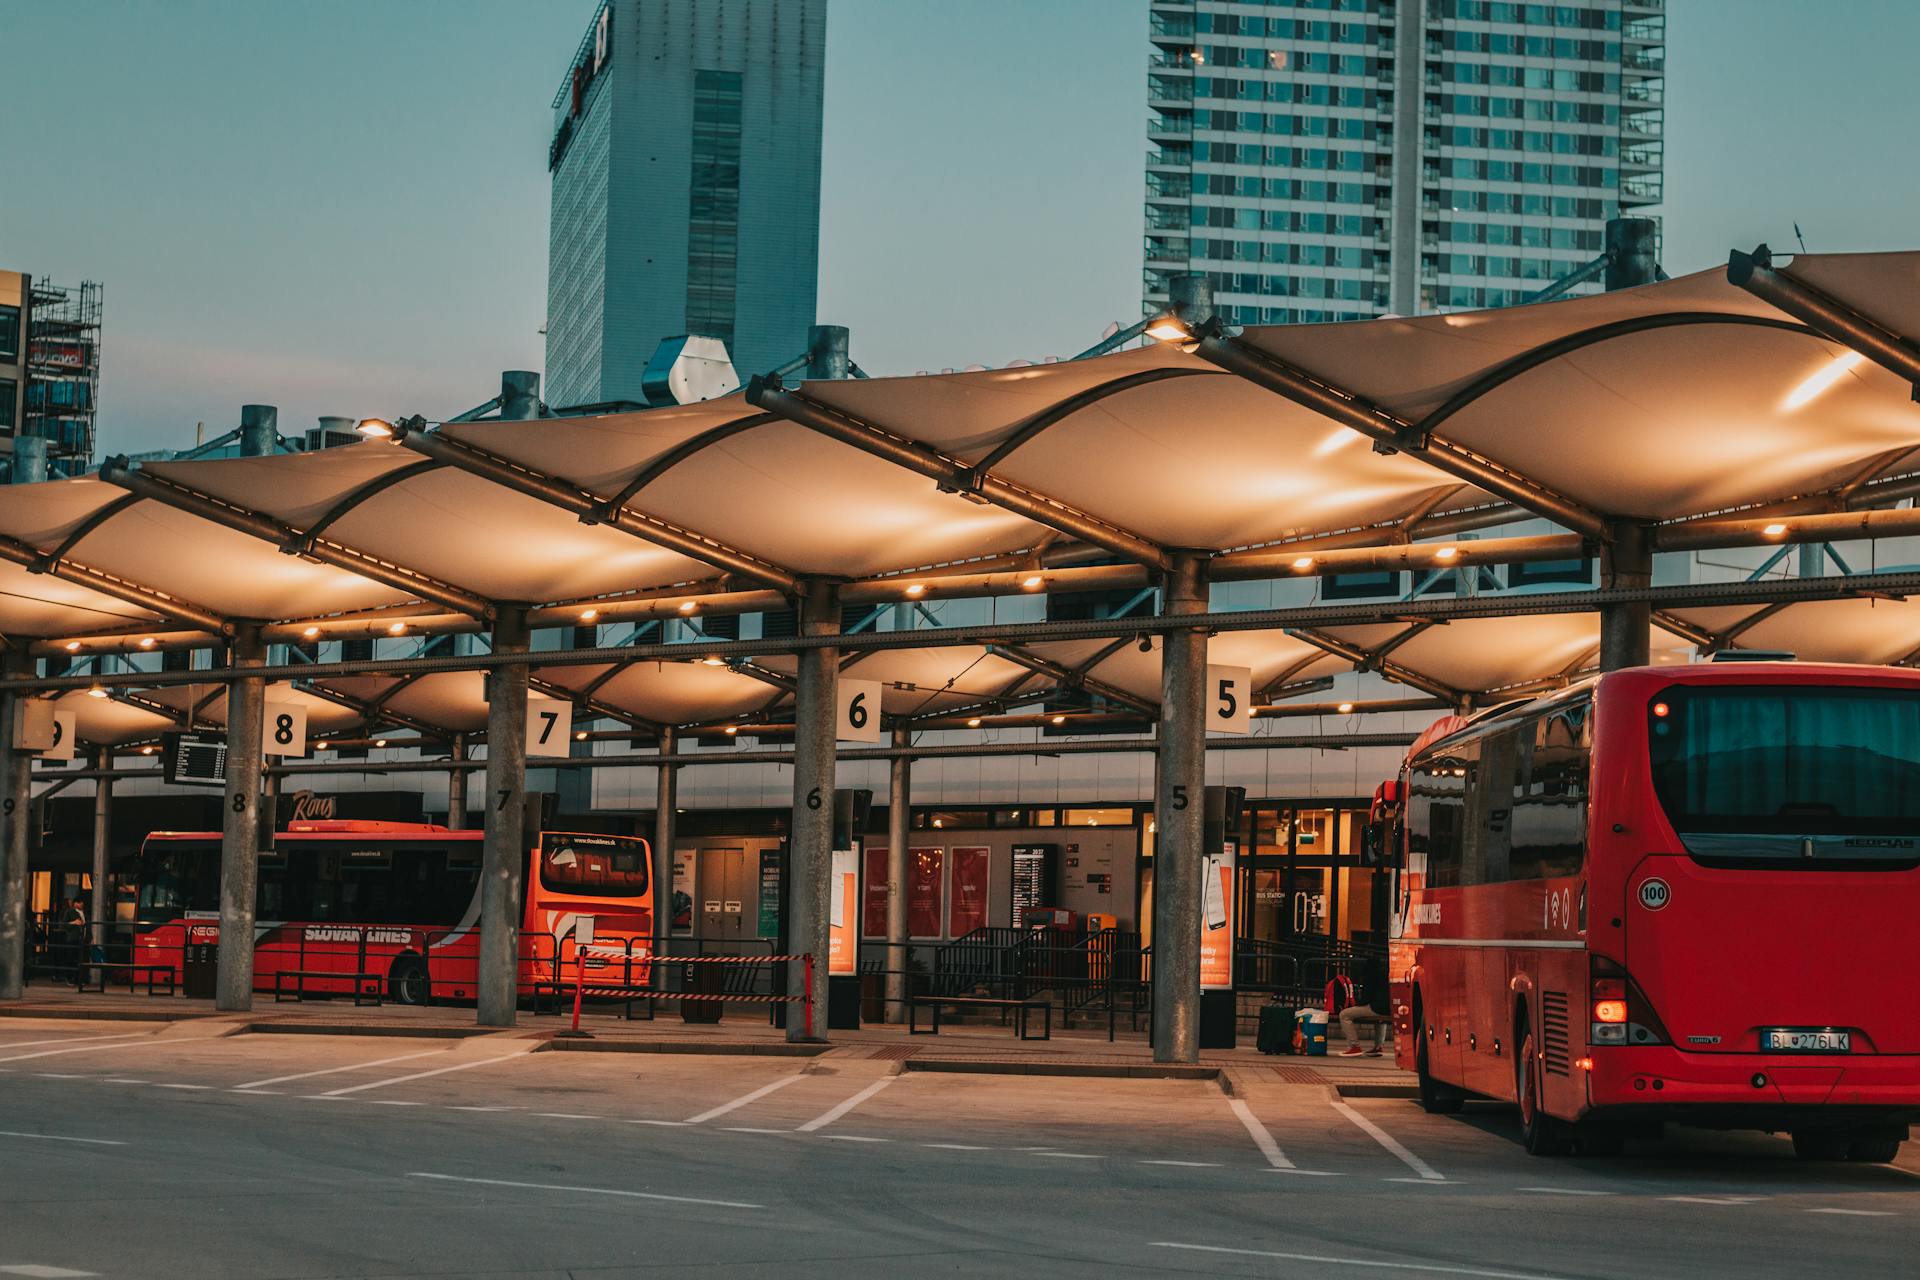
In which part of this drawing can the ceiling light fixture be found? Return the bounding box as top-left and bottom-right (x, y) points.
(86, 683), (108, 699)
(387, 621), (408, 636)
(1291, 556), (1315, 571)
(1022, 575), (1044, 590)
(64, 641), (81, 653)
(1143, 314), (1192, 344)
(354, 418), (395, 439)
(678, 601), (698, 614)
(1761, 522), (1789, 538)
(1433, 546), (1459, 561)
(905, 583), (926, 597)
(138, 637), (156, 649)
(579, 608), (599, 622)
(302, 626), (321, 639)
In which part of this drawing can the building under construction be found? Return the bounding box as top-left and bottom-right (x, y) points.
(0, 270), (102, 479)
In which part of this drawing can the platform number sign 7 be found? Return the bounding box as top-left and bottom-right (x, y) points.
(836, 679), (883, 743)
(525, 696), (573, 758)
(261, 702), (308, 757)
(1207, 665), (1252, 735)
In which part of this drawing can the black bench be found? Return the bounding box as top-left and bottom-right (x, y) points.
(910, 994), (1052, 1040)
(272, 969), (383, 1006)
(76, 963), (176, 996)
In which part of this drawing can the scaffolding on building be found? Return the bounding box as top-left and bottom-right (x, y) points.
(26, 279), (102, 473)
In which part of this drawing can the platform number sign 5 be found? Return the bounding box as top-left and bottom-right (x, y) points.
(261, 703), (308, 757)
(1206, 665), (1252, 735)
(525, 696), (573, 758)
(836, 679), (883, 743)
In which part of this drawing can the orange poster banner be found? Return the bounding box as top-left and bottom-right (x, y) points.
(828, 846), (858, 976)
(1199, 841), (1235, 991)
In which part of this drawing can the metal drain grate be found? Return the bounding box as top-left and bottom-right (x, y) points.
(868, 1043), (919, 1060)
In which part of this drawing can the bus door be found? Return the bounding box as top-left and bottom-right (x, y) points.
(1632, 684), (1920, 1061)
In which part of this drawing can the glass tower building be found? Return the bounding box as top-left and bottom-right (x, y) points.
(1145, 0), (1664, 325)
(547, 0), (827, 411)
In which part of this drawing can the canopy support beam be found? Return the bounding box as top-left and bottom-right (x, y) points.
(0, 535), (231, 635)
(1729, 246), (1920, 392)
(986, 643), (1157, 715)
(1285, 627), (1463, 704)
(746, 377), (1174, 571)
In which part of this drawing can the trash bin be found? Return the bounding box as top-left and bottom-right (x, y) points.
(183, 942), (218, 1000)
(1294, 1007), (1329, 1057)
(680, 961), (725, 1024)
(1257, 1002), (1295, 1055)
(860, 972), (886, 1024)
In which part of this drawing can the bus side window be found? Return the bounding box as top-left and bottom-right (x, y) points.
(1510, 703), (1591, 880)
(1410, 756), (1468, 888)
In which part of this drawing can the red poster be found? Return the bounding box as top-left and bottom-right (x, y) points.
(948, 847), (989, 938)
(909, 847), (945, 938)
(863, 846), (889, 938)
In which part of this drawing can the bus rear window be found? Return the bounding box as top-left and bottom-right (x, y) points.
(540, 835), (649, 898)
(1648, 686), (1920, 862)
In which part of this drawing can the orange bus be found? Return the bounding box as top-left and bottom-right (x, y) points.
(133, 820), (653, 1004)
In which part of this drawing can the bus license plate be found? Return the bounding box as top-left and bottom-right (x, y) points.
(1760, 1028), (1850, 1053)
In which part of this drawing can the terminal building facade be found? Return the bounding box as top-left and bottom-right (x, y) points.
(1144, 0), (1666, 323)
(545, 0), (828, 411)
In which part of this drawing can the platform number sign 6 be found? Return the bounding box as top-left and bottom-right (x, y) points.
(1206, 665), (1252, 735)
(836, 679), (883, 743)
(525, 696), (573, 758)
(260, 702), (307, 758)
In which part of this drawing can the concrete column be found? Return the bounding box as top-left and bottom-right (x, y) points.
(499, 372), (541, 421)
(216, 627), (266, 1011)
(806, 326), (851, 381)
(89, 747), (111, 949)
(884, 725), (910, 1023)
(239, 405), (277, 457)
(0, 653), (31, 999)
(1604, 217), (1660, 291)
(445, 734), (467, 830)
(1599, 522), (1653, 671)
(786, 584), (839, 1041)
(1153, 554), (1209, 1064)
(10, 436), (48, 484)
(652, 727), (676, 974)
(478, 608), (529, 1027)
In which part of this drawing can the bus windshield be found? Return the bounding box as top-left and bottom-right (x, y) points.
(539, 833), (649, 898)
(1648, 685), (1920, 863)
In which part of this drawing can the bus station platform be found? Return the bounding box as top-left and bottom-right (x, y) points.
(0, 985), (1413, 1092)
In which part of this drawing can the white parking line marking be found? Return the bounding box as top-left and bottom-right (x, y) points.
(34, 1074), (87, 1080)
(321, 1052), (526, 1097)
(450, 1105), (519, 1113)
(0, 1130), (126, 1147)
(825, 1135), (888, 1143)
(0, 1264), (100, 1277)
(369, 1100), (422, 1107)
(628, 1119), (688, 1127)
(723, 1127), (789, 1135)
(408, 1172), (761, 1210)
(0, 1038), (162, 1065)
(234, 1048), (446, 1091)
(102, 1079), (147, 1086)
(795, 1078), (893, 1133)
(1228, 1098), (1296, 1171)
(1271, 1168), (1344, 1177)
(1518, 1186), (1614, 1196)
(534, 1112), (599, 1120)
(1032, 1152), (1102, 1159)
(1333, 1101), (1444, 1182)
(0, 1033), (148, 1052)
(1808, 1208), (1894, 1217)
(1152, 1242), (1567, 1279)
(924, 1142), (990, 1151)
(152, 1084), (211, 1091)
(228, 1089), (282, 1095)
(1664, 1196), (1764, 1206)
(1142, 1160), (1222, 1168)
(684, 1074), (802, 1125)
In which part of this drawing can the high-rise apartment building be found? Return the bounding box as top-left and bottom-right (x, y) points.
(546, 0), (827, 411)
(1, 270), (102, 478)
(1144, 1), (1664, 325)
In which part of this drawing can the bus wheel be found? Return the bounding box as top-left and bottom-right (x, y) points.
(1845, 1131), (1904, 1164)
(1791, 1131), (1848, 1161)
(1416, 1020), (1464, 1115)
(1517, 1029), (1573, 1156)
(389, 957), (430, 1007)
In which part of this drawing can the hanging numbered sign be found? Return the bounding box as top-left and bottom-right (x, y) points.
(12, 699), (55, 752)
(261, 702), (308, 757)
(43, 710), (77, 761)
(1207, 665), (1253, 735)
(526, 695), (573, 757)
(836, 679), (883, 743)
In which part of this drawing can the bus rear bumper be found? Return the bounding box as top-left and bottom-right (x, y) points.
(1589, 1047), (1920, 1115)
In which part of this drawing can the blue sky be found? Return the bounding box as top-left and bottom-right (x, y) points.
(4, 0), (1917, 456)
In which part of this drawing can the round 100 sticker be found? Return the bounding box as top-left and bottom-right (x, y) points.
(1638, 878), (1671, 911)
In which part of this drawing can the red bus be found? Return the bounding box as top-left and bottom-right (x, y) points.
(133, 821), (653, 1005)
(1391, 662), (1920, 1162)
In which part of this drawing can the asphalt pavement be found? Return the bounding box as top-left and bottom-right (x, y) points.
(0, 1017), (1914, 1279)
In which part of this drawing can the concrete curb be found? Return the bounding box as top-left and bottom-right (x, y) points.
(903, 1058), (1221, 1081)
(1334, 1082), (1421, 1099)
(240, 1022), (496, 1039)
(0, 1004), (206, 1023)
(533, 1037), (832, 1057)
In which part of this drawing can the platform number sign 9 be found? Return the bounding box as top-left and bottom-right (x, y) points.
(836, 679), (883, 743)
(261, 702), (308, 757)
(525, 695), (573, 758)
(1206, 665), (1252, 735)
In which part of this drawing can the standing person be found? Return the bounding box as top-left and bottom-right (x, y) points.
(62, 896), (88, 978)
(1338, 950), (1391, 1057)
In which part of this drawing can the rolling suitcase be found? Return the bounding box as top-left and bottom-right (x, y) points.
(1256, 1002), (1295, 1055)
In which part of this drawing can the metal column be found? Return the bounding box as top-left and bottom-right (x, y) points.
(0, 653), (30, 999)
(1599, 522), (1653, 670)
(239, 405), (277, 457)
(478, 608), (529, 1027)
(652, 727), (677, 975)
(216, 627), (266, 1012)
(445, 735), (467, 830)
(1153, 554), (1209, 1064)
(89, 747), (111, 952)
(1604, 217), (1660, 291)
(499, 372), (541, 421)
(786, 585), (839, 1041)
(10, 437), (48, 485)
(885, 725), (910, 1023)
(807, 326), (851, 381)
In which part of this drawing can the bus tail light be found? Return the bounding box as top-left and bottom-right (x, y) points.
(1591, 954), (1670, 1047)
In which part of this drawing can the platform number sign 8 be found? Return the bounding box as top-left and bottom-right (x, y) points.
(836, 679), (883, 743)
(524, 696), (573, 758)
(1206, 665), (1253, 735)
(260, 702), (307, 757)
